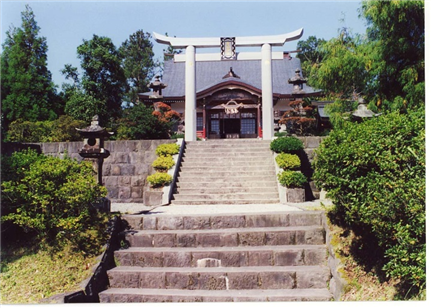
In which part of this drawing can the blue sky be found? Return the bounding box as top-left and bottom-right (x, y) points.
(2, 0), (369, 89)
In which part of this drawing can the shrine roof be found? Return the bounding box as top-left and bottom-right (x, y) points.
(152, 57), (320, 98)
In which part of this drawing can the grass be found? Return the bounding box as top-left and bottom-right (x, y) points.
(0, 240), (101, 304)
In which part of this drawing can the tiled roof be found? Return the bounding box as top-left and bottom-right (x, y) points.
(158, 57), (320, 97)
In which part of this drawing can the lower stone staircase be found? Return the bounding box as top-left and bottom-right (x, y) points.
(171, 139), (280, 205)
(99, 211), (333, 302)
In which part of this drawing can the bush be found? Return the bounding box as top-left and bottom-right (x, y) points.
(275, 153), (301, 170)
(277, 170), (308, 188)
(146, 172), (173, 188)
(6, 116), (86, 142)
(171, 133), (184, 139)
(270, 136), (304, 153)
(274, 131), (287, 137)
(152, 155), (175, 172)
(155, 143), (180, 157)
(1, 151), (109, 255)
(313, 109), (425, 292)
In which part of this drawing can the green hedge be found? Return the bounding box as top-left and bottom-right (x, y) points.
(152, 155), (175, 172)
(277, 170), (308, 188)
(155, 143), (180, 157)
(270, 136), (304, 153)
(313, 109), (425, 292)
(1, 150), (109, 255)
(147, 172), (173, 188)
(275, 153), (301, 170)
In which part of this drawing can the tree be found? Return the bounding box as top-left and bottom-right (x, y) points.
(308, 1), (424, 113)
(76, 35), (127, 125)
(296, 36), (326, 78)
(1, 5), (60, 130)
(361, 0), (424, 111)
(116, 103), (179, 140)
(308, 30), (370, 100)
(119, 30), (157, 104)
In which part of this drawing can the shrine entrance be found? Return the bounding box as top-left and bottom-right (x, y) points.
(205, 105), (260, 139)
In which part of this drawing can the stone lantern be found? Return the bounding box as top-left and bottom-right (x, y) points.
(76, 115), (113, 186)
(288, 68), (307, 94)
(148, 75), (167, 99)
(352, 98), (381, 121)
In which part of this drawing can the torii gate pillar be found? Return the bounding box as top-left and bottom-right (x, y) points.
(261, 43), (274, 140)
(185, 45), (196, 141)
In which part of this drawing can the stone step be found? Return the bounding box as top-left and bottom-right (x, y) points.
(178, 170), (276, 178)
(185, 147), (271, 153)
(99, 287), (332, 302)
(180, 161), (274, 167)
(184, 152), (272, 158)
(172, 193), (279, 202)
(170, 199), (281, 205)
(114, 245), (328, 268)
(106, 265), (330, 290)
(125, 226), (325, 248)
(176, 187), (278, 194)
(176, 175), (276, 183)
(180, 164), (274, 171)
(187, 139), (271, 144)
(177, 180), (277, 191)
(122, 211), (325, 231)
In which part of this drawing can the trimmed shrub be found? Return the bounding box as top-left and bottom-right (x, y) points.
(274, 131), (288, 137)
(275, 153), (301, 170)
(146, 172), (173, 188)
(155, 143), (180, 157)
(270, 136), (304, 153)
(152, 155), (175, 172)
(313, 109), (425, 292)
(1, 151), (109, 255)
(277, 170), (308, 188)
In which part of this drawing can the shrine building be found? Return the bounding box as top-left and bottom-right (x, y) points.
(139, 30), (322, 141)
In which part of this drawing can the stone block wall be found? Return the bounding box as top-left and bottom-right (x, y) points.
(2, 139), (175, 203)
(2, 137), (324, 203)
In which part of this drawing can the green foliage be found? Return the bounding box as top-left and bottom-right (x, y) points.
(119, 30), (156, 104)
(5, 115), (86, 142)
(1, 5), (60, 130)
(306, 1), (424, 113)
(171, 133), (185, 139)
(361, 0), (424, 111)
(115, 103), (175, 140)
(296, 36), (327, 78)
(152, 155), (175, 172)
(155, 143), (180, 157)
(275, 153), (301, 170)
(64, 89), (105, 124)
(308, 31), (369, 99)
(274, 132), (287, 137)
(270, 136), (304, 153)
(277, 171), (308, 188)
(146, 172), (172, 188)
(313, 108), (425, 293)
(1, 151), (109, 254)
(77, 34), (127, 125)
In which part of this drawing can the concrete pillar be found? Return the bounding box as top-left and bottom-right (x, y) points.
(185, 45), (196, 141)
(261, 43), (274, 140)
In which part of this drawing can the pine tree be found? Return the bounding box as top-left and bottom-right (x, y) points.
(1, 5), (59, 130)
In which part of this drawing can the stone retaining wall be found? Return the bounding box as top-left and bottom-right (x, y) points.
(2, 137), (324, 204)
(2, 140), (175, 203)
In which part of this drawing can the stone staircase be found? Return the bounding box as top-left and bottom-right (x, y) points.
(171, 139), (280, 205)
(99, 211), (333, 302)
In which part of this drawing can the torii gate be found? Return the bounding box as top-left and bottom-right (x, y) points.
(153, 29), (304, 141)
